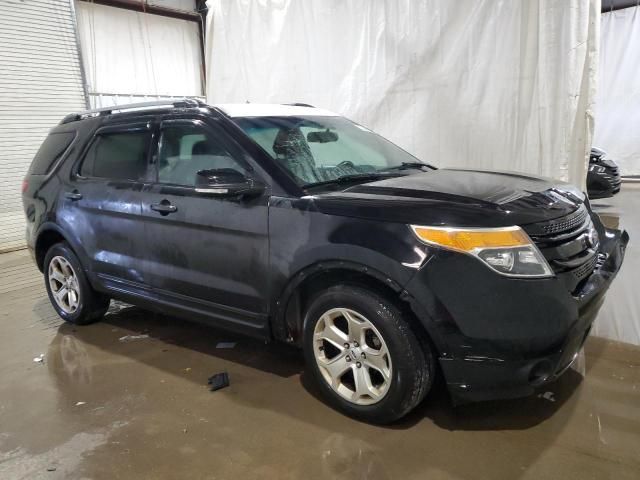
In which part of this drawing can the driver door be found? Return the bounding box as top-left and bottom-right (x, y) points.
(140, 117), (270, 335)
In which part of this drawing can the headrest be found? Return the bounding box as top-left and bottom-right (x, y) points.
(192, 140), (209, 156)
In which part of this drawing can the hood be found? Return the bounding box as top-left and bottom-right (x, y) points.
(311, 169), (585, 227)
(591, 147), (606, 158)
(591, 155), (618, 169)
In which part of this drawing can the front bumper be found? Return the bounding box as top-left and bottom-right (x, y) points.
(587, 170), (622, 199)
(404, 226), (629, 404)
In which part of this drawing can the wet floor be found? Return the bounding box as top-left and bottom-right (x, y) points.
(1, 187), (639, 479)
(591, 183), (640, 345)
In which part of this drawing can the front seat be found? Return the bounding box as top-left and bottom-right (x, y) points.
(272, 128), (321, 183)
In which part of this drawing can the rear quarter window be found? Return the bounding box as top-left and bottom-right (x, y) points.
(79, 131), (149, 180)
(30, 132), (76, 175)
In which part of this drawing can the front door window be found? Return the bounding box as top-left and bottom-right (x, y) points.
(156, 124), (247, 186)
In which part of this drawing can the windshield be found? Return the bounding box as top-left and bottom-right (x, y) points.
(233, 115), (426, 186)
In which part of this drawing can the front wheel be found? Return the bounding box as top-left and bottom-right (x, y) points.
(303, 285), (434, 423)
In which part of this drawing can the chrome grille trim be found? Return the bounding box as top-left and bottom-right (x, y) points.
(541, 206), (588, 235)
(571, 253), (598, 280)
(524, 204), (599, 289)
(524, 205), (590, 239)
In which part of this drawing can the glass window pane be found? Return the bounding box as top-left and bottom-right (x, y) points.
(233, 116), (420, 185)
(80, 131), (149, 180)
(157, 124), (244, 186)
(31, 132), (75, 175)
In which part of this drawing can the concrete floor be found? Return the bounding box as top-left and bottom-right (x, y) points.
(1, 187), (639, 479)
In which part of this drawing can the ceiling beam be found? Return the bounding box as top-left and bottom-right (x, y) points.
(77, 0), (200, 22)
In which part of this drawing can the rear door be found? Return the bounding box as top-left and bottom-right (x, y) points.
(140, 117), (270, 334)
(60, 122), (152, 287)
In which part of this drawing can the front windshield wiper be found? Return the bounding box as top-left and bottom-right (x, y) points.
(302, 172), (397, 190)
(379, 161), (436, 172)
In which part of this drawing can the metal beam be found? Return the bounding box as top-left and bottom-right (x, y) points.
(77, 0), (200, 22)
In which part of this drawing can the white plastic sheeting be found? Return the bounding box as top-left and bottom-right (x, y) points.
(76, 1), (203, 108)
(593, 7), (640, 176)
(205, 0), (600, 188)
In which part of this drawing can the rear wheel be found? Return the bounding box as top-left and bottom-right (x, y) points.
(44, 242), (109, 325)
(303, 285), (434, 423)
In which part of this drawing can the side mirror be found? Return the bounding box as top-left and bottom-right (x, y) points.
(195, 168), (264, 198)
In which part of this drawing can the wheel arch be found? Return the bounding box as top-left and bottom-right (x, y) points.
(34, 223), (88, 273)
(271, 260), (442, 354)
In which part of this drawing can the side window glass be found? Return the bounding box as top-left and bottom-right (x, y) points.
(80, 131), (149, 180)
(31, 132), (75, 175)
(157, 123), (246, 186)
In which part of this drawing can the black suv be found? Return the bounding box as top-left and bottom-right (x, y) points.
(23, 100), (628, 423)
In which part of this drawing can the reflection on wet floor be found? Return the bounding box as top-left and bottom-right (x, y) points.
(591, 183), (640, 345)
(0, 187), (639, 479)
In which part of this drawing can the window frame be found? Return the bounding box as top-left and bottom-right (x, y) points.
(75, 122), (155, 183)
(149, 117), (255, 188)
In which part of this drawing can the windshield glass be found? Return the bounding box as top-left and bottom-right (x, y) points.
(233, 115), (425, 186)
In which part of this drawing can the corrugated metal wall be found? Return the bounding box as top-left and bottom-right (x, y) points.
(0, 0), (86, 252)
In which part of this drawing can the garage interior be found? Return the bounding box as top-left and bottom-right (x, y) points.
(1, 0), (639, 479)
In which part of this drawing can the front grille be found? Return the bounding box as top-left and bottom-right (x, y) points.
(572, 253), (597, 280)
(603, 165), (621, 190)
(596, 253), (607, 268)
(526, 205), (588, 237)
(524, 205), (598, 292)
(605, 174), (622, 189)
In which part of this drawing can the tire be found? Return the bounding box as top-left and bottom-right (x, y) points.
(44, 242), (110, 325)
(303, 284), (434, 424)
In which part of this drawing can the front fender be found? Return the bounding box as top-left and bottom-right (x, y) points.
(267, 199), (441, 344)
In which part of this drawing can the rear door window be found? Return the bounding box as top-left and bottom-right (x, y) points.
(80, 131), (150, 180)
(30, 132), (75, 175)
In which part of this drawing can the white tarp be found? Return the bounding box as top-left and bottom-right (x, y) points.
(76, 1), (203, 107)
(205, 0), (600, 188)
(593, 6), (640, 176)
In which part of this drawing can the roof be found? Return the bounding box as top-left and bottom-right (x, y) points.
(215, 103), (339, 118)
(59, 100), (340, 125)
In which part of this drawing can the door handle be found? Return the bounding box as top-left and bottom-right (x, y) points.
(65, 190), (82, 200)
(150, 200), (177, 215)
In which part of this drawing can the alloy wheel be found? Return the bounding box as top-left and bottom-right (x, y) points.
(313, 307), (392, 405)
(48, 256), (81, 314)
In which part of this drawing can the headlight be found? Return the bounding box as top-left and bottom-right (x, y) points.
(589, 165), (605, 173)
(410, 225), (554, 278)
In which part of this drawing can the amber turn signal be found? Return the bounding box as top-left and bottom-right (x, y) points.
(410, 225), (530, 252)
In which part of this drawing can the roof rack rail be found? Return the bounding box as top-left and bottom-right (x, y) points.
(60, 98), (205, 124)
(284, 103), (315, 108)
